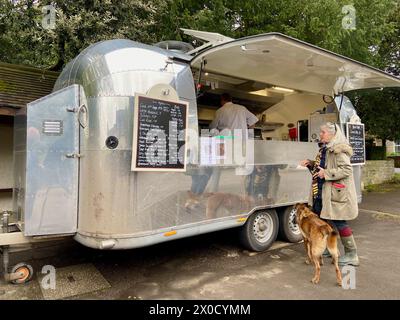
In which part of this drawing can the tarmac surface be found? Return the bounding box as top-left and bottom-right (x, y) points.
(1, 185), (400, 300)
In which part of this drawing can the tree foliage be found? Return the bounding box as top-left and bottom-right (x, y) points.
(349, 89), (400, 142)
(376, 2), (400, 76)
(0, 0), (167, 68)
(1, 0), (398, 70)
(159, 0), (398, 67)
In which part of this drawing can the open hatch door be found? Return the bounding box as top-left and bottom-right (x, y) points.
(190, 33), (400, 95)
(20, 85), (82, 236)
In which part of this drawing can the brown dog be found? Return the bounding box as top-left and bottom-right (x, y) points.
(295, 203), (342, 286)
(206, 193), (254, 219)
(184, 191), (254, 219)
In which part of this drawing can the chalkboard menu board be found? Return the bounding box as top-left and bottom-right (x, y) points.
(132, 94), (188, 171)
(346, 123), (365, 165)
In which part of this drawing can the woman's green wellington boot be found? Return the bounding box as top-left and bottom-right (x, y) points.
(338, 235), (360, 267)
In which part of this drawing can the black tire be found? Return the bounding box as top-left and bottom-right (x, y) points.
(278, 205), (303, 243)
(239, 209), (279, 252)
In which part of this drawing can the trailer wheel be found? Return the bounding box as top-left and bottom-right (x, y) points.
(239, 209), (279, 252)
(10, 263), (33, 284)
(278, 205), (302, 243)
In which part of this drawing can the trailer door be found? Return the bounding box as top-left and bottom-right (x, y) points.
(24, 85), (81, 236)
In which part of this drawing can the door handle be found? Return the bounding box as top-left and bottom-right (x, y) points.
(78, 104), (88, 128)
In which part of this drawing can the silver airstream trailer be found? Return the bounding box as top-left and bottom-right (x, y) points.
(2, 30), (400, 283)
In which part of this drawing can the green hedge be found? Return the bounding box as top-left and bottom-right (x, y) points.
(366, 146), (386, 160)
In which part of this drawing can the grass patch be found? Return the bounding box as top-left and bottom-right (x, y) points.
(364, 173), (400, 193)
(389, 173), (400, 184)
(364, 184), (394, 193)
(364, 185), (378, 192)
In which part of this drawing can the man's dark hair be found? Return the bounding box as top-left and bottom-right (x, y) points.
(221, 93), (232, 102)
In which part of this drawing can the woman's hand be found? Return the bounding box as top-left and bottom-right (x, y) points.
(300, 159), (310, 167)
(317, 166), (325, 179)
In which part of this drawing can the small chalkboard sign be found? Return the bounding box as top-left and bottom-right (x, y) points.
(346, 123), (365, 165)
(131, 94), (188, 171)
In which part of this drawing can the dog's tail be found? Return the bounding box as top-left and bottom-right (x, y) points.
(320, 224), (337, 237)
(320, 225), (339, 250)
(326, 229), (339, 252)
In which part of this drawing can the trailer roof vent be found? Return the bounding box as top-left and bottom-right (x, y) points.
(154, 40), (194, 54)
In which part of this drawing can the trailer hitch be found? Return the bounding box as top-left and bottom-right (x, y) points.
(1, 211), (34, 284)
(2, 245), (33, 284)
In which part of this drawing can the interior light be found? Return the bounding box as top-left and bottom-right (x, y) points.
(272, 86), (295, 93)
(250, 89), (268, 96)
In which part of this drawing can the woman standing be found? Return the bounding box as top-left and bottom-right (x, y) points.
(300, 122), (359, 266)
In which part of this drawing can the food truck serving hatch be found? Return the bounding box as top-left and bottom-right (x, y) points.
(190, 32), (400, 95)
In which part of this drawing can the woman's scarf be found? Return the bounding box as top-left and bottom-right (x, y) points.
(311, 147), (323, 199)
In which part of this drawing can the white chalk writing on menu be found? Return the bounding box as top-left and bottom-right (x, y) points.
(347, 123), (365, 165)
(133, 95), (187, 171)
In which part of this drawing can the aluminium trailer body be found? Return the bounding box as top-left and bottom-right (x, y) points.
(2, 32), (400, 283)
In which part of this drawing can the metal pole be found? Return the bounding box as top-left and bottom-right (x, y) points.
(2, 246), (9, 280)
(2, 211), (9, 233)
(1, 211), (10, 280)
(196, 59), (206, 97)
(339, 93), (345, 112)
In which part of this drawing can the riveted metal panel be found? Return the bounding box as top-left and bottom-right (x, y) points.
(22, 85), (80, 236)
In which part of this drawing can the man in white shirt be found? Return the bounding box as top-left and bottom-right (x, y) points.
(210, 93), (259, 137)
(206, 93), (258, 191)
